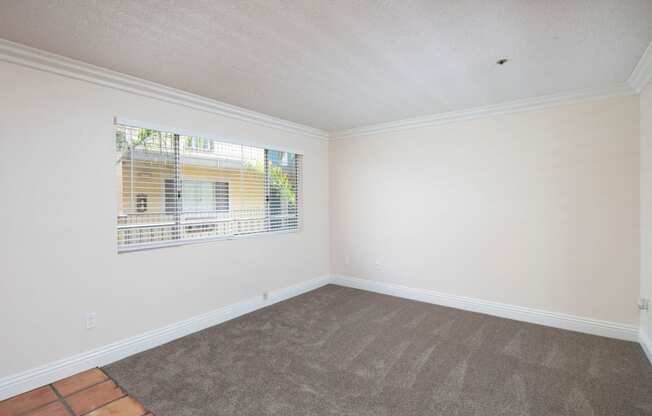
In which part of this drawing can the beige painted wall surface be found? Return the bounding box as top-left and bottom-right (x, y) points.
(0, 61), (330, 378)
(331, 96), (640, 325)
(641, 81), (652, 339)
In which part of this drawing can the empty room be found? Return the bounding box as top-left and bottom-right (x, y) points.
(1, 1), (652, 415)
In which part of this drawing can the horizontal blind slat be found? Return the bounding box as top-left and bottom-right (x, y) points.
(116, 124), (302, 251)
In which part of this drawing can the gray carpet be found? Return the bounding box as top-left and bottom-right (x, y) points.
(105, 285), (652, 415)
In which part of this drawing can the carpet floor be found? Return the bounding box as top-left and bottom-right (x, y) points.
(105, 285), (652, 416)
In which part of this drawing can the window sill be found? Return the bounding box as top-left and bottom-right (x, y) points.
(117, 228), (301, 254)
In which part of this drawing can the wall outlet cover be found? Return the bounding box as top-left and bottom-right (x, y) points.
(86, 312), (97, 330)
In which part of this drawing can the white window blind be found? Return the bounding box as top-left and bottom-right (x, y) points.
(115, 123), (302, 252)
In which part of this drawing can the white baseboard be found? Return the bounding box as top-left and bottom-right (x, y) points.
(1, 273), (646, 401)
(0, 275), (330, 401)
(641, 328), (652, 366)
(331, 275), (639, 342)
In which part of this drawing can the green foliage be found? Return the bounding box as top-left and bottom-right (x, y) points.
(116, 128), (164, 163)
(136, 129), (162, 150)
(245, 160), (297, 207)
(115, 129), (127, 149)
(269, 165), (297, 207)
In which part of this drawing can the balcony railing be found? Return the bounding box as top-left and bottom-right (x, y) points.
(117, 208), (298, 248)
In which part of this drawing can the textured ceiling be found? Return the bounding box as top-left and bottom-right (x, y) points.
(0, 1), (651, 131)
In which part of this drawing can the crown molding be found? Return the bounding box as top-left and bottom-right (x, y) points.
(1, 38), (646, 142)
(628, 40), (652, 93)
(0, 39), (330, 141)
(331, 83), (636, 140)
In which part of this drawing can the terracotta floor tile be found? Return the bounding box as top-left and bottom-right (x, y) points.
(54, 369), (108, 397)
(66, 380), (124, 416)
(25, 401), (71, 416)
(0, 386), (57, 416)
(85, 397), (146, 416)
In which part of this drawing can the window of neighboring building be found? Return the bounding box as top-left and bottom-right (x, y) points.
(165, 180), (230, 215)
(115, 122), (302, 252)
(135, 193), (148, 213)
(215, 181), (229, 212)
(182, 180), (217, 214)
(164, 179), (176, 215)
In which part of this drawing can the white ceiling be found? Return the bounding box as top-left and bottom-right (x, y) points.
(0, 1), (651, 132)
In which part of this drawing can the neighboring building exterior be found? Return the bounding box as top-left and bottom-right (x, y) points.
(116, 126), (299, 249)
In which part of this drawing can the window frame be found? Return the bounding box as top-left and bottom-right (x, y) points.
(115, 118), (303, 253)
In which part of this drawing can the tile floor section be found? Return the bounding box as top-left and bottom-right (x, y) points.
(0, 369), (152, 416)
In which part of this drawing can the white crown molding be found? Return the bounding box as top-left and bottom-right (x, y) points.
(0, 275), (331, 401)
(641, 328), (652, 366)
(1, 38), (644, 142)
(331, 83), (636, 140)
(0, 39), (330, 141)
(331, 275), (640, 342)
(628, 40), (652, 93)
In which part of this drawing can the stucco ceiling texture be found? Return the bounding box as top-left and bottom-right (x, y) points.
(1, 0), (651, 131)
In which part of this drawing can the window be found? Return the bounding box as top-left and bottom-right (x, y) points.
(116, 123), (302, 251)
(135, 193), (148, 213)
(168, 180), (230, 215)
(215, 181), (230, 212)
(182, 180), (218, 214)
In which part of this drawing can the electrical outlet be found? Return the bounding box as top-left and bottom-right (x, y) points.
(344, 255), (350, 265)
(86, 312), (97, 330)
(640, 298), (650, 311)
(375, 259), (382, 271)
(263, 292), (269, 301)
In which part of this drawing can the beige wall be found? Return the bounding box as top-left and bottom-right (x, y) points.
(0, 61), (330, 379)
(0, 55), (647, 381)
(330, 96), (640, 325)
(641, 81), (652, 339)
